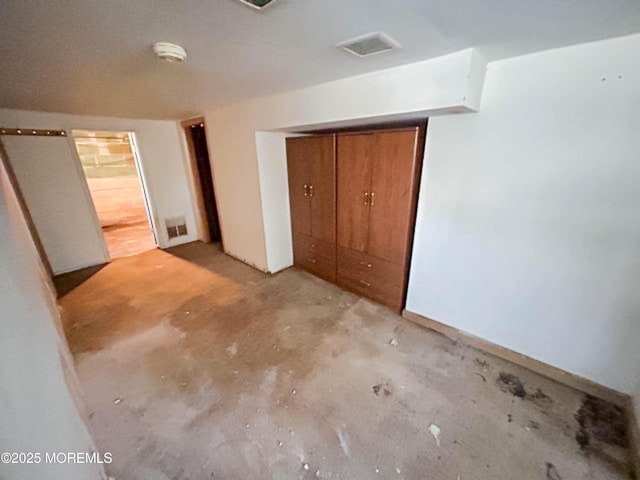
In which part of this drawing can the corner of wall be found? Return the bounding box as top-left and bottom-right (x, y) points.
(462, 48), (488, 111)
(255, 131), (293, 273)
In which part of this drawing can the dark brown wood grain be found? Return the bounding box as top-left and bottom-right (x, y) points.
(286, 138), (312, 237)
(287, 135), (337, 281)
(287, 124), (426, 313)
(336, 245), (404, 311)
(294, 232), (336, 283)
(309, 135), (336, 244)
(367, 128), (419, 264)
(336, 133), (372, 252)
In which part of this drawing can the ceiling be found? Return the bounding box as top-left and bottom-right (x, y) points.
(1, 0), (639, 120)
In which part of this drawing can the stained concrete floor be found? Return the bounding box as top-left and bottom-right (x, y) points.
(57, 242), (634, 480)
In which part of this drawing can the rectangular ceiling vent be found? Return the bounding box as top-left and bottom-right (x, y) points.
(337, 32), (400, 58)
(236, 0), (278, 10)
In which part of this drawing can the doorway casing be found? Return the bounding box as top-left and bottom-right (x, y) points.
(71, 129), (158, 260)
(181, 117), (223, 247)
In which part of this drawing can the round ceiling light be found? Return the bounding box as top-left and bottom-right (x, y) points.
(152, 42), (187, 63)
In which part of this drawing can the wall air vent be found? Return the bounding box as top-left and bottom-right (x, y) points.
(236, 0), (278, 10)
(166, 216), (187, 239)
(337, 32), (400, 58)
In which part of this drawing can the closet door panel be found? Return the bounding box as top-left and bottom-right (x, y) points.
(337, 133), (372, 253)
(310, 135), (336, 244)
(368, 129), (419, 264)
(286, 138), (312, 237)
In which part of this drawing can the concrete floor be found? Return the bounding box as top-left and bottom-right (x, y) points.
(57, 242), (633, 479)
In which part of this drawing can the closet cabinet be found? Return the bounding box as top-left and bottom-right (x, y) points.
(286, 126), (423, 313)
(286, 135), (336, 282)
(336, 128), (421, 312)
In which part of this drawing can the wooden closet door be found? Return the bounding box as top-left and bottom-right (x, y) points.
(286, 138), (312, 237)
(309, 135), (336, 244)
(368, 128), (419, 264)
(337, 133), (373, 252)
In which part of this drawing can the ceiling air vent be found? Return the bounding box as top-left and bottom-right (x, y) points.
(236, 0), (278, 10)
(337, 32), (400, 58)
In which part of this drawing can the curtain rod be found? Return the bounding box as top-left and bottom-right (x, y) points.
(0, 127), (67, 137)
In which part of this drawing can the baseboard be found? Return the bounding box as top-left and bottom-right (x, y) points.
(401, 309), (629, 408)
(223, 249), (269, 274)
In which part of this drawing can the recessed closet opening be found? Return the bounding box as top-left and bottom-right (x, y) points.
(286, 119), (428, 313)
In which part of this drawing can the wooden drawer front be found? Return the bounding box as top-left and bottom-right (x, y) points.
(294, 233), (336, 282)
(337, 246), (405, 311)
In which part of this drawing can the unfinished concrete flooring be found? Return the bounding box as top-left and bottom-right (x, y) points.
(57, 242), (633, 479)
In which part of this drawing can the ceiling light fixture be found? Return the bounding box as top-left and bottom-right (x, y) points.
(153, 42), (187, 63)
(236, 0), (278, 10)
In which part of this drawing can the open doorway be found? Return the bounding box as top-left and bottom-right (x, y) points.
(182, 118), (221, 244)
(72, 130), (157, 259)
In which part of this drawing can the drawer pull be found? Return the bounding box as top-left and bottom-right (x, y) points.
(359, 261), (372, 268)
(359, 279), (371, 287)
(310, 258), (317, 264)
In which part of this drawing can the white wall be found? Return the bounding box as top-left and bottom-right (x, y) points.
(206, 49), (486, 271)
(0, 108), (199, 273)
(406, 33), (640, 393)
(255, 132), (293, 273)
(0, 156), (104, 479)
(3, 136), (107, 274)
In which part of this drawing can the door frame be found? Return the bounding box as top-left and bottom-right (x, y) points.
(69, 129), (159, 261)
(180, 116), (223, 247)
(128, 132), (159, 246)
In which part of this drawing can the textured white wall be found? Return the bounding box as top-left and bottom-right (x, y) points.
(0, 157), (103, 480)
(0, 109), (198, 273)
(255, 131), (294, 273)
(206, 49), (485, 271)
(3, 136), (108, 273)
(406, 34), (640, 393)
